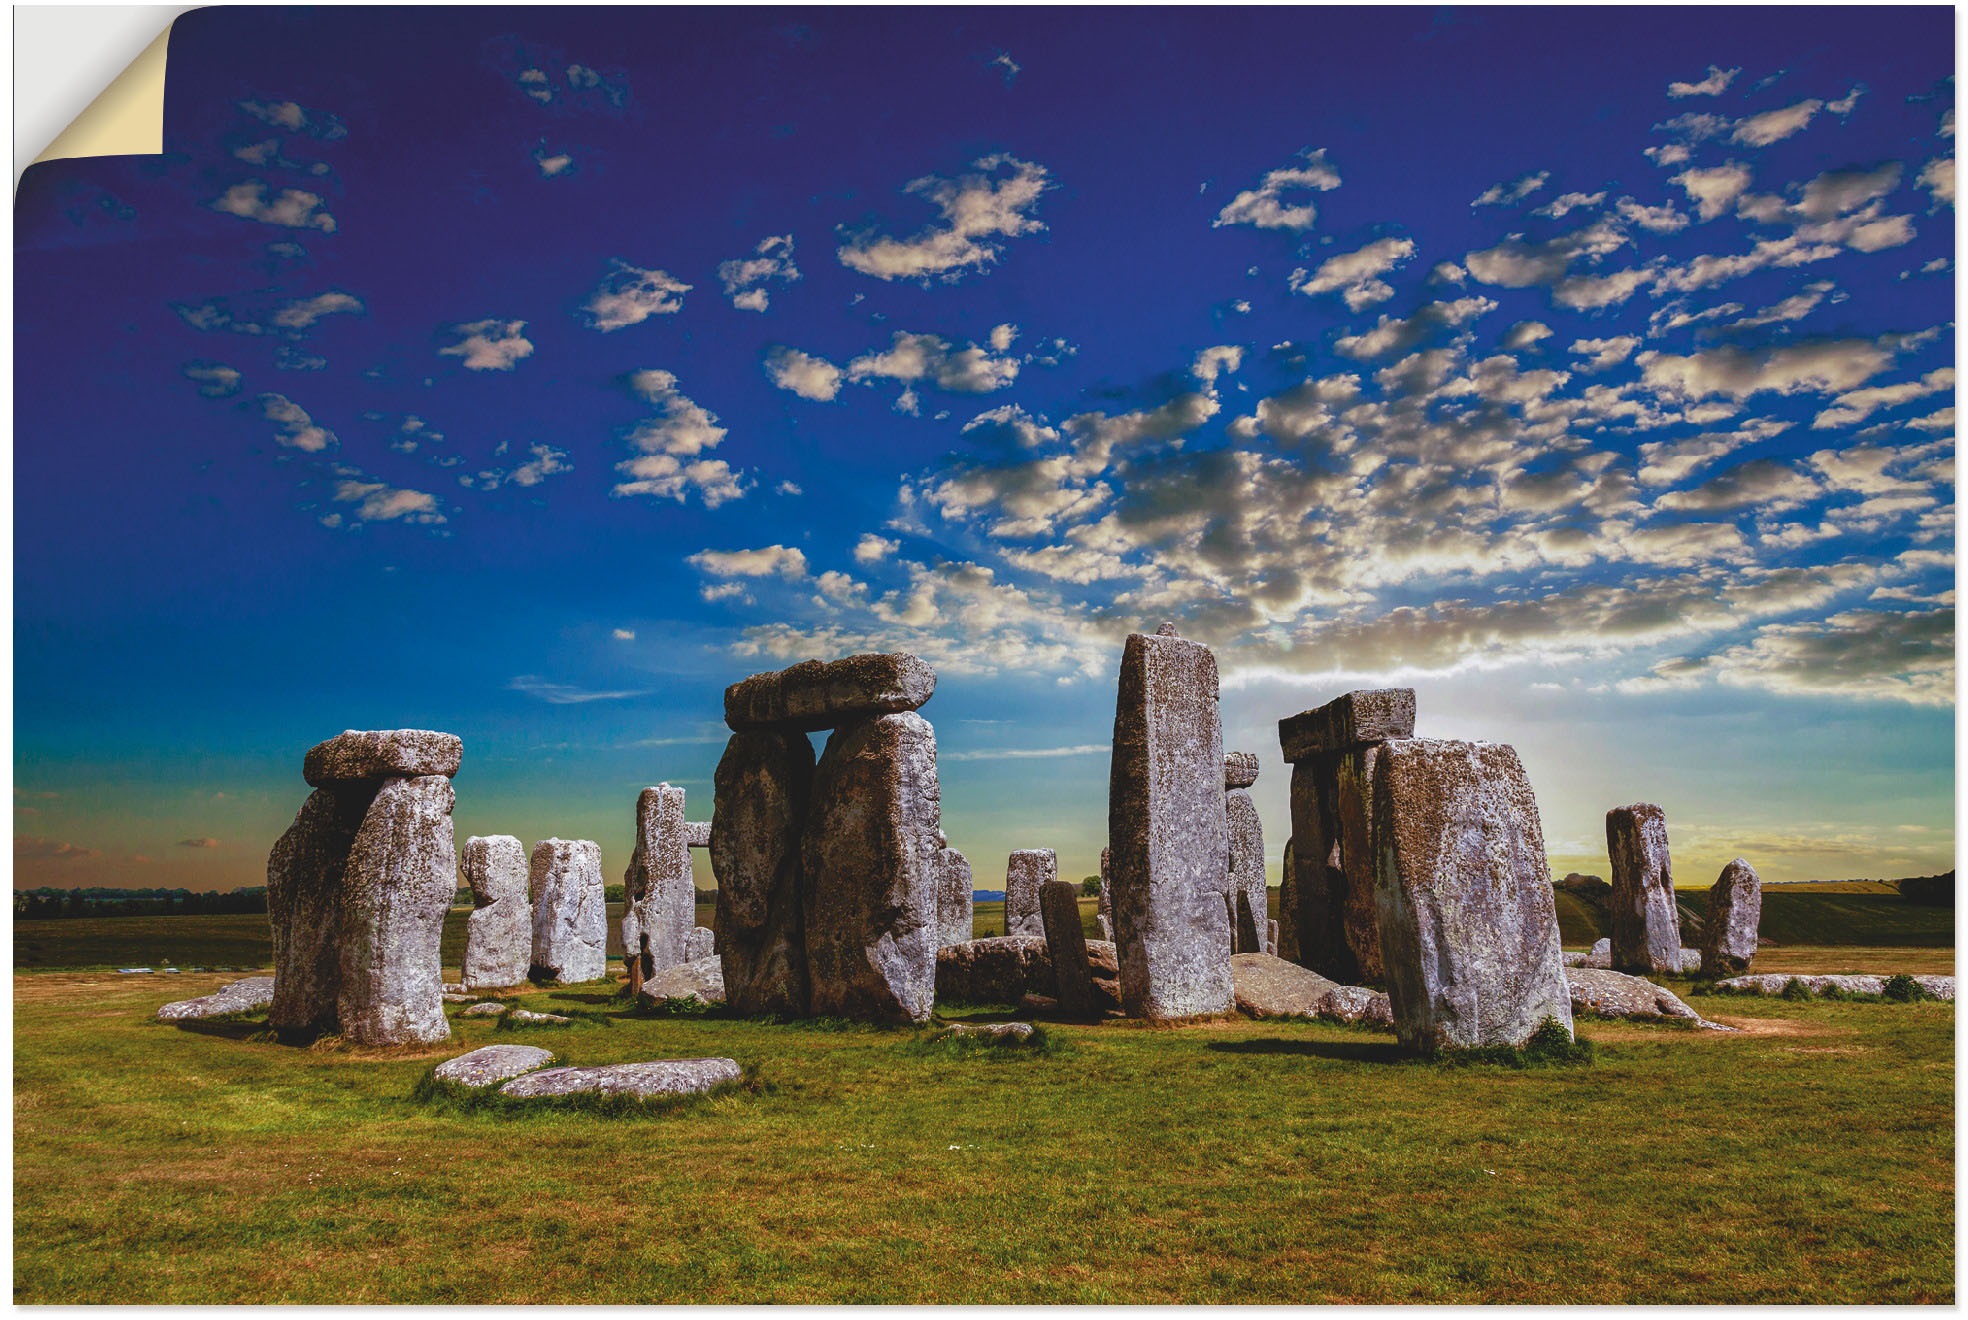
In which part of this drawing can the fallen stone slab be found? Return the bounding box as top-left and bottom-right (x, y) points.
(303, 729), (462, 787)
(442, 993), (474, 1004)
(1316, 984), (1394, 1028)
(1714, 973), (1955, 1000)
(725, 653), (936, 732)
(1230, 952), (1339, 1019)
(434, 1044), (555, 1088)
(498, 1057), (742, 1099)
(508, 1009), (573, 1024)
(639, 955), (726, 1006)
(936, 934), (1054, 1004)
(1566, 968), (1702, 1021)
(1278, 688), (1416, 764)
(945, 1021), (1034, 1042)
(461, 1001), (508, 1017)
(119, 967), (155, 974)
(156, 976), (276, 1022)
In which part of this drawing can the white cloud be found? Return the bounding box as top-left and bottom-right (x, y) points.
(612, 628), (636, 640)
(1668, 65), (1739, 98)
(1501, 321), (1554, 351)
(1615, 196), (1689, 233)
(1673, 162), (1753, 220)
(1643, 606), (1952, 706)
(1918, 157), (1954, 208)
(208, 181), (335, 231)
(1191, 345), (1244, 385)
(718, 235), (800, 311)
(853, 534), (900, 564)
(1733, 99), (1824, 147)
(1533, 191), (1605, 219)
(1334, 297), (1497, 359)
(1214, 148), (1342, 232)
(688, 545), (809, 579)
(259, 393), (336, 452)
(1289, 236), (1415, 310)
(1636, 337), (1901, 400)
(270, 290), (363, 330)
(507, 676), (650, 704)
(465, 443), (571, 489)
(838, 153), (1051, 282)
(1569, 336), (1640, 371)
(240, 98), (346, 139)
(613, 371), (747, 506)
(439, 319), (534, 371)
(581, 260), (691, 331)
(332, 479), (444, 524)
(182, 362), (242, 397)
(1727, 281), (1838, 331)
(1472, 170), (1549, 208)
(534, 149), (573, 177)
(1812, 367), (1955, 429)
(764, 346), (843, 401)
(846, 331), (1020, 393)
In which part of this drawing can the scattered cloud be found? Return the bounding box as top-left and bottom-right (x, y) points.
(764, 346), (843, 400)
(1472, 170), (1549, 208)
(1668, 65), (1740, 98)
(718, 235), (800, 311)
(838, 153), (1051, 282)
(176, 836), (221, 849)
(332, 478), (444, 524)
(614, 370), (747, 506)
(1289, 236), (1415, 310)
(1214, 148), (1342, 231)
(259, 393), (336, 452)
(508, 676), (652, 704)
(853, 534), (900, 564)
(208, 180), (336, 231)
(182, 362), (242, 397)
(688, 545), (809, 579)
(270, 290), (363, 330)
(439, 319), (534, 371)
(581, 260), (691, 331)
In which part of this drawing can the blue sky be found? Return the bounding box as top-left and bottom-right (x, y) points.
(14, 6), (1956, 893)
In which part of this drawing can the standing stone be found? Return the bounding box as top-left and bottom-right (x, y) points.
(621, 785), (693, 987)
(1267, 919), (1279, 954)
(1277, 838), (1299, 962)
(1332, 746), (1384, 982)
(711, 729), (815, 1016)
(1606, 803), (1680, 976)
(936, 843), (974, 947)
(337, 775), (456, 1046)
(266, 786), (370, 1037)
(1108, 624), (1233, 1020)
(801, 711), (941, 1023)
(1372, 739), (1572, 1055)
(462, 835), (531, 991)
(1284, 757), (1352, 979)
(1096, 847), (1113, 940)
(1040, 878), (1100, 1018)
(1004, 849), (1055, 938)
(1701, 857), (1762, 977)
(529, 838), (607, 985)
(1225, 755), (1266, 955)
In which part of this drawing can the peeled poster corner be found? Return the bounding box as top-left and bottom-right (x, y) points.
(22, 12), (180, 178)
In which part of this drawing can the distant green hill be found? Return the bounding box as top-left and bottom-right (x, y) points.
(1555, 889), (1953, 950)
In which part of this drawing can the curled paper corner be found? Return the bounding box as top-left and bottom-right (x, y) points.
(29, 14), (179, 172)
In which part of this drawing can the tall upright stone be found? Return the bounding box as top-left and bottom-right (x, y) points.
(1004, 849), (1055, 938)
(1040, 878), (1100, 1018)
(530, 838), (607, 985)
(1108, 624), (1232, 1020)
(1606, 803), (1680, 976)
(622, 785), (693, 987)
(711, 729), (815, 1016)
(936, 840), (974, 947)
(801, 711), (941, 1023)
(266, 786), (371, 1037)
(1372, 739), (1572, 1056)
(1276, 837), (1299, 963)
(1225, 753), (1267, 955)
(337, 775), (455, 1045)
(1701, 857), (1762, 978)
(1096, 847), (1113, 940)
(462, 834), (531, 991)
(1284, 756), (1349, 977)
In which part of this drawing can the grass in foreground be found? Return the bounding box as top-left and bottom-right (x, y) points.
(12, 962), (1953, 1304)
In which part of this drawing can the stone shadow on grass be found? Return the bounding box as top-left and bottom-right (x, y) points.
(1207, 1037), (1408, 1064)
(165, 1016), (272, 1043)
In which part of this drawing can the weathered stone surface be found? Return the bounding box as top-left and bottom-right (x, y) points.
(1584, 936), (1612, 968)
(1561, 951), (1588, 968)
(1224, 751), (1260, 790)
(639, 954), (726, 1006)
(462, 835), (531, 991)
(1373, 739), (1573, 1055)
(303, 729), (462, 787)
(337, 775), (456, 1046)
(529, 838), (607, 985)
(509, 1008), (572, 1024)
(1702, 858), (1762, 978)
(1003, 849), (1055, 938)
(157, 976), (276, 1022)
(1284, 758), (1351, 979)
(1109, 626), (1233, 1020)
(936, 935), (1054, 1004)
(499, 1057), (742, 1099)
(1096, 847), (1113, 940)
(1276, 838), (1299, 962)
(433, 1043), (555, 1088)
(686, 926), (716, 962)
(622, 786), (693, 986)
(1040, 879), (1100, 1018)
(266, 786), (369, 1036)
(1607, 803), (1680, 976)
(461, 1001), (508, 1017)
(936, 845), (974, 947)
(684, 821), (711, 849)
(946, 1021), (1034, 1042)
(801, 710), (941, 1023)
(1226, 787), (1267, 955)
(712, 728), (815, 1017)
(1267, 920), (1278, 956)
(1317, 984), (1395, 1028)
(1230, 952), (1338, 1018)
(1566, 968), (1702, 1021)
(725, 653), (936, 733)
(1715, 973), (1955, 1000)
(1333, 746), (1385, 983)
(1278, 689), (1416, 764)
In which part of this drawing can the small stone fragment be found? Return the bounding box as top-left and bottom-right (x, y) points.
(1230, 952), (1338, 1018)
(433, 1043), (555, 1088)
(1585, 937), (1612, 969)
(337, 775), (456, 1047)
(1316, 984), (1395, 1028)
(156, 976), (276, 1022)
(442, 993), (473, 1004)
(1277, 689), (1416, 764)
(529, 838), (607, 985)
(1223, 751), (1260, 790)
(303, 729), (462, 787)
(1606, 803), (1681, 976)
(1003, 849), (1055, 938)
(724, 653), (936, 732)
(639, 955), (726, 1006)
(1701, 857), (1762, 978)
(686, 926), (716, 962)
(462, 835), (531, 991)
(1040, 878), (1100, 1018)
(508, 1008), (573, 1024)
(498, 1057), (742, 1099)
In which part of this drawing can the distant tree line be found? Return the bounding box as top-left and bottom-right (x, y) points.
(13, 887), (269, 920)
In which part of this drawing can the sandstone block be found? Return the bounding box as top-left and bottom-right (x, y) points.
(1607, 803), (1680, 976)
(639, 954), (726, 1006)
(685, 820), (711, 848)
(1701, 857), (1762, 978)
(1224, 751), (1260, 789)
(336, 775), (455, 1046)
(1373, 739), (1573, 1055)
(529, 838), (607, 985)
(266, 786), (369, 1037)
(936, 846), (974, 947)
(499, 1057), (741, 1099)
(686, 926), (715, 961)
(1230, 952), (1338, 1018)
(1284, 758), (1352, 979)
(461, 1001), (508, 1017)
(725, 652), (936, 732)
(935, 935), (1054, 1005)
(1566, 968), (1701, 1021)
(622, 785), (693, 985)
(303, 729), (462, 787)
(1226, 786), (1266, 954)
(462, 835), (531, 991)
(1040, 878), (1100, 1018)
(1108, 626), (1233, 1019)
(801, 711), (941, 1023)
(1277, 689), (1415, 764)
(1003, 848), (1054, 938)
(711, 729), (814, 1017)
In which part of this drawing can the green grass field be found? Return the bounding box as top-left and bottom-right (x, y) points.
(11, 964), (1953, 1303)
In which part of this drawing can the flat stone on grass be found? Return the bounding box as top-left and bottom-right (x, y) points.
(461, 1001), (508, 1017)
(1230, 952), (1338, 1018)
(498, 1057), (742, 1099)
(639, 956), (726, 1006)
(433, 1043), (556, 1088)
(508, 1009), (573, 1025)
(156, 976), (276, 1021)
(945, 1021), (1034, 1042)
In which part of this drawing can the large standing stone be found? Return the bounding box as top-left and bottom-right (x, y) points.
(1284, 757), (1352, 979)
(711, 729), (815, 1016)
(936, 843), (974, 947)
(1607, 803), (1680, 976)
(1226, 768), (1266, 954)
(1108, 625), (1233, 1020)
(462, 835), (531, 991)
(1372, 739), (1573, 1055)
(801, 711), (940, 1023)
(1040, 878), (1100, 1018)
(303, 729), (463, 787)
(1003, 849), (1055, 938)
(621, 785), (694, 986)
(1276, 838), (1299, 962)
(1701, 857), (1762, 978)
(529, 838), (607, 985)
(724, 653), (936, 732)
(1277, 689), (1415, 764)
(266, 786), (370, 1037)
(337, 775), (456, 1046)
(1332, 746), (1384, 982)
